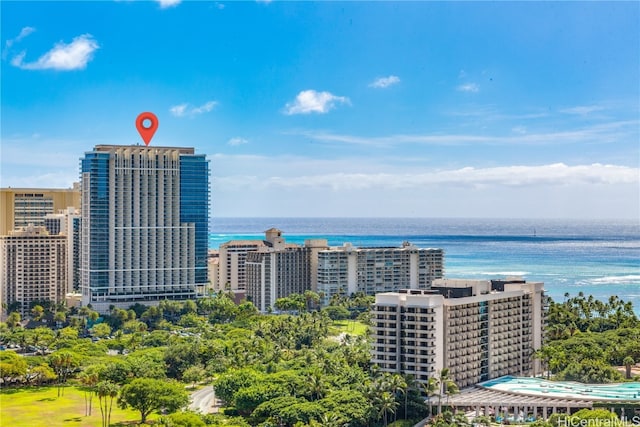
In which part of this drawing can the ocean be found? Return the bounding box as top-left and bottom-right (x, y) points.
(209, 218), (640, 314)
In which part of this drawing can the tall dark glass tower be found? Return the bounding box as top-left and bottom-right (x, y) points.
(80, 145), (209, 312)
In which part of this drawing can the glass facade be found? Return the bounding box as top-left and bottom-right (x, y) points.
(82, 152), (110, 299)
(180, 154), (210, 285)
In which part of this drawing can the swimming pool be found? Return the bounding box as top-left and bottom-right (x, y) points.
(480, 376), (640, 401)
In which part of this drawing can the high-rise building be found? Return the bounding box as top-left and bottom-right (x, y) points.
(79, 145), (209, 313)
(0, 225), (68, 317)
(245, 233), (329, 312)
(371, 278), (545, 389)
(317, 242), (444, 305)
(218, 239), (270, 291)
(44, 207), (81, 293)
(0, 186), (80, 235)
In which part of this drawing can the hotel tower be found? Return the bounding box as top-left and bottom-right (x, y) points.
(80, 145), (209, 312)
(371, 278), (546, 389)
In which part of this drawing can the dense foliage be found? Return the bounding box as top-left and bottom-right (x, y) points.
(537, 293), (640, 383)
(0, 292), (430, 426)
(2, 290), (637, 426)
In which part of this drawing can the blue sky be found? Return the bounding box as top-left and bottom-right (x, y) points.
(1, 1), (638, 219)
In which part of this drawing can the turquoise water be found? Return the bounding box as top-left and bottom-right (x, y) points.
(481, 376), (640, 400)
(209, 218), (640, 313)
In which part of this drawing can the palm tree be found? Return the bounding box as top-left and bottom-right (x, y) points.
(623, 356), (635, 379)
(444, 380), (459, 409)
(386, 373), (406, 421)
(306, 370), (326, 401)
(423, 376), (439, 416)
(31, 305), (45, 321)
(96, 381), (119, 427)
(317, 413), (345, 427)
(435, 368), (458, 414)
(53, 311), (66, 329)
(377, 391), (399, 427)
(78, 367), (100, 416)
(402, 374), (417, 420)
(49, 351), (78, 396)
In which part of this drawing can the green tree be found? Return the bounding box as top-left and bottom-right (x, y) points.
(96, 380), (119, 427)
(91, 322), (112, 338)
(0, 351), (27, 384)
(434, 368), (457, 414)
(303, 290), (321, 311)
(319, 390), (370, 426)
(53, 311), (66, 328)
(78, 366), (101, 416)
(6, 311), (21, 329)
(182, 300), (198, 315)
(27, 363), (56, 385)
(118, 378), (189, 424)
(214, 368), (262, 404)
(305, 369), (327, 401)
(48, 350), (80, 396)
(31, 304), (45, 321)
(321, 305), (350, 320)
(559, 359), (623, 383)
(165, 341), (201, 379)
(162, 411), (206, 427)
(377, 391), (398, 427)
(234, 383), (288, 415)
(183, 365), (207, 389)
(32, 326), (55, 354)
(205, 293), (239, 324)
(127, 348), (167, 379)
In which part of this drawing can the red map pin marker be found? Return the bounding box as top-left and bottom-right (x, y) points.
(136, 112), (159, 146)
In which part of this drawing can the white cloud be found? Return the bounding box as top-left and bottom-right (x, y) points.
(4, 26), (36, 53)
(169, 104), (188, 117)
(215, 162), (638, 191)
(284, 90), (350, 115)
(457, 83), (479, 93)
(156, 0), (181, 8)
(169, 101), (218, 117)
(11, 34), (98, 71)
(227, 137), (248, 146)
(369, 75), (400, 89)
(292, 120), (636, 147)
(511, 126), (527, 134)
(192, 101), (217, 114)
(560, 105), (606, 115)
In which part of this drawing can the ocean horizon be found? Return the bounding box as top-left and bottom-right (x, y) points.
(207, 217), (640, 314)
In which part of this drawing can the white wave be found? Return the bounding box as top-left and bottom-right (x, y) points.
(587, 275), (640, 285)
(477, 271), (531, 277)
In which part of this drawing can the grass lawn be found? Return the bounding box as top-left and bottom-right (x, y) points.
(0, 385), (157, 427)
(331, 319), (369, 336)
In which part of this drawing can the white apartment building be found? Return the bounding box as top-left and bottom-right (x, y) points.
(317, 242), (444, 305)
(245, 237), (329, 312)
(0, 225), (68, 317)
(371, 278), (545, 389)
